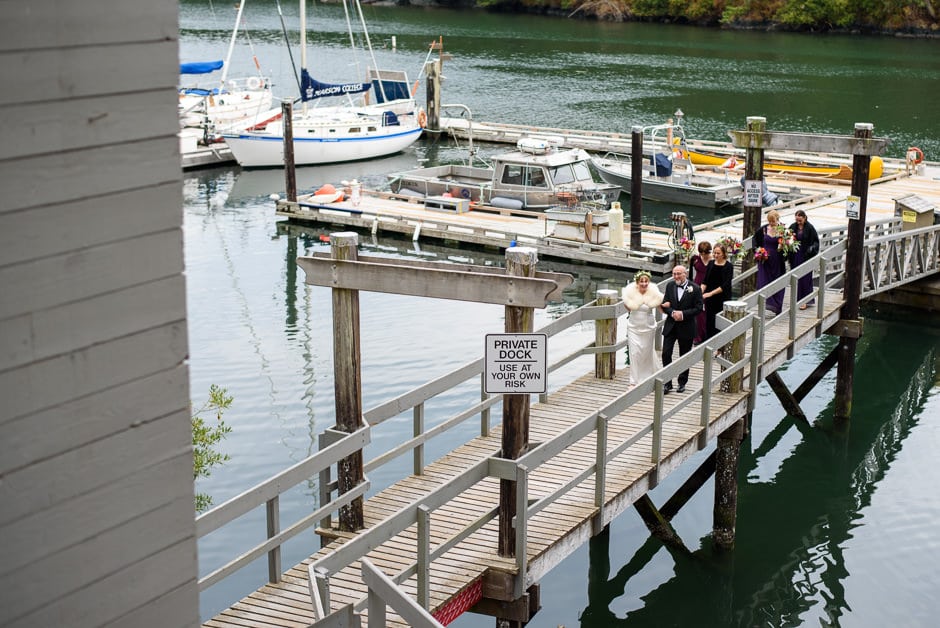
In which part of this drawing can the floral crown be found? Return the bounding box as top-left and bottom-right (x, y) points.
(633, 270), (652, 282)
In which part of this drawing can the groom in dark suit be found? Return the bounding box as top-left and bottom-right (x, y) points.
(660, 264), (704, 394)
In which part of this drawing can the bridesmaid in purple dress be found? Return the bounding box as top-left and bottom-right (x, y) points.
(689, 240), (711, 343)
(752, 209), (786, 315)
(788, 209), (820, 309)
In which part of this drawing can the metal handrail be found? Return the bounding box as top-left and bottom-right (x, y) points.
(200, 223), (940, 623)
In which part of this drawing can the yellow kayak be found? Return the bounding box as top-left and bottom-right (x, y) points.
(685, 148), (884, 180)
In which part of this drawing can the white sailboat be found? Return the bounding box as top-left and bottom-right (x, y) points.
(178, 0), (273, 134)
(222, 0), (423, 168)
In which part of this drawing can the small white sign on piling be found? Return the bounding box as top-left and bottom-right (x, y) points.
(743, 179), (762, 207)
(846, 195), (860, 220)
(485, 333), (547, 394)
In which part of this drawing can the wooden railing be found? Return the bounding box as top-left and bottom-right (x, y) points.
(197, 222), (940, 626)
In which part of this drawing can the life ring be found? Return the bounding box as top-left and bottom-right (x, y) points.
(417, 108), (427, 129)
(247, 76), (263, 91)
(906, 146), (924, 165)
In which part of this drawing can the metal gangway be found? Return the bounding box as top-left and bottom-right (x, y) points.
(200, 220), (940, 628)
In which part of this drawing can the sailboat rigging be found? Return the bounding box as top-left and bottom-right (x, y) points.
(222, 0), (424, 168)
(178, 0), (273, 135)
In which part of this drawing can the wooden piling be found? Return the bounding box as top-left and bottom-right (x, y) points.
(720, 300), (748, 395)
(595, 289), (618, 379)
(282, 101), (296, 202)
(765, 371), (807, 422)
(741, 116), (766, 294)
(633, 495), (687, 552)
(330, 232), (364, 531)
(630, 125), (643, 251)
(499, 248), (537, 557)
(834, 123), (873, 422)
(713, 419), (745, 551)
(713, 300), (748, 550)
(425, 59), (441, 132)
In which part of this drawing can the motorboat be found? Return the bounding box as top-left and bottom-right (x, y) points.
(592, 150), (744, 208)
(387, 137), (620, 211)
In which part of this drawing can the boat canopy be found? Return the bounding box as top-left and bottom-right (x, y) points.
(367, 69), (411, 104)
(301, 69), (371, 102)
(180, 60), (224, 75)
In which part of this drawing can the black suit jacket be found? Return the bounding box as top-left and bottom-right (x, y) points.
(661, 280), (704, 341)
(788, 220), (820, 266)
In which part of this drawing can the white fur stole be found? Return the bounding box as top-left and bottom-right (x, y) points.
(622, 282), (664, 311)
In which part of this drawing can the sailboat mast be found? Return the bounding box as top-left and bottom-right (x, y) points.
(300, 0), (307, 115)
(353, 0), (388, 103)
(220, 0), (247, 87)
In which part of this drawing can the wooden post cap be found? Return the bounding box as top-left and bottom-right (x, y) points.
(330, 232), (359, 246)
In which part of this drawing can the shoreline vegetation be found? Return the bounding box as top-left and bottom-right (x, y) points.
(388, 0), (940, 37)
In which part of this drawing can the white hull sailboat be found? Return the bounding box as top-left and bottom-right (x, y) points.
(225, 115), (423, 166)
(178, 0), (273, 135)
(223, 0), (423, 168)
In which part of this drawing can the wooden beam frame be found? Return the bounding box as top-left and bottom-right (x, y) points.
(728, 129), (890, 155)
(297, 254), (573, 308)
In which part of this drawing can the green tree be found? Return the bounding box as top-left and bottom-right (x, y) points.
(192, 384), (233, 513)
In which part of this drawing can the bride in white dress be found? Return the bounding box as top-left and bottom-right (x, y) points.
(622, 271), (664, 386)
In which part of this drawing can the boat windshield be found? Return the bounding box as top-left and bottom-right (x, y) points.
(550, 160), (594, 185)
(500, 165), (548, 188)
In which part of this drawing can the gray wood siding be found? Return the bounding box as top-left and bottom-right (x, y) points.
(0, 1), (197, 626)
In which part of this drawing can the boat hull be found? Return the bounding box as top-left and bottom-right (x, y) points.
(592, 156), (743, 208)
(224, 125), (423, 167)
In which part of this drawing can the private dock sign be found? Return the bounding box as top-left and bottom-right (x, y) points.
(485, 333), (547, 394)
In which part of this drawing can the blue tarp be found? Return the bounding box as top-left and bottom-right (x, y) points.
(652, 153), (673, 177)
(300, 69), (371, 102)
(180, 60), (224, 75)
(180, 88), (223, 96)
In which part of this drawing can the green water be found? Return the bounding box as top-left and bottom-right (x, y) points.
(182, 4), (940, 625)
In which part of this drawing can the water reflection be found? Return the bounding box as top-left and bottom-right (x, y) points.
(579, 326), (937, 627)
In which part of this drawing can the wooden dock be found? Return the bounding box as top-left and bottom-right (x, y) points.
(276, 158), (940, 274)
(276, 189), (675, 273)
(201, 221), (940, 627)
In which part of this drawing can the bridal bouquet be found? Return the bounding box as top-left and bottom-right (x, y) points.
(774, 225), (801, 257)
(714, 235), (744, 262)
(754, 246), (769, 263)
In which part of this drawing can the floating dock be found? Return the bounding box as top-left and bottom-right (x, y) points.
(276, 190), (676, 273)
(275, 157), (939, 274)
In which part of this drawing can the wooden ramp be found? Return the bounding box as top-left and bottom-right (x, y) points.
(205, 293), (846, 628)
